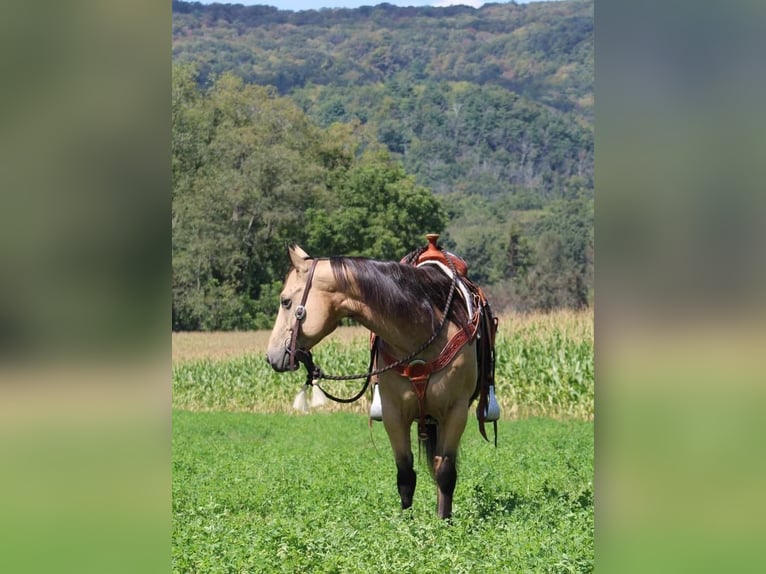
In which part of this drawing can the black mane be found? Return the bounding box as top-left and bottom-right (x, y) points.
(329, 257), (469, 328)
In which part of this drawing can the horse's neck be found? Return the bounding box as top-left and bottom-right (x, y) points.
(358, 305), (440, 354)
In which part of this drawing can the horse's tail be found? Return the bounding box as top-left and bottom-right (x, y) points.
(420, 421), (439, 476)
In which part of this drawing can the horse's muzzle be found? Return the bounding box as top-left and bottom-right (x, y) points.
(265, 348), (296, 372)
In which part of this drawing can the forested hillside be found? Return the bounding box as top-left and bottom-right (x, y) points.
(172, 1), (593, 330)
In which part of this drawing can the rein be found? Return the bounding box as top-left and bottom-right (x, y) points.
(288, 247), (460, 404)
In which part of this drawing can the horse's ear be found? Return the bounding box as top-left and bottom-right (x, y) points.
(287, 244), (311, 273)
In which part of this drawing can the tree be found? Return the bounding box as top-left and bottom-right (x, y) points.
(305, 149), (446, 260)
(518, 191), (593, 310)
(505, 222), (533, 280)
(172, 66), (329, 330)
(172, 67), (447, 330)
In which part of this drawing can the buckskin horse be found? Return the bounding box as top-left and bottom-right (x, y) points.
(266, 234), (499, 519)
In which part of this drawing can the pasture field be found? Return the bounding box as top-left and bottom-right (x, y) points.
(172, 412), (593, 573)
(173, 311), (594, 572)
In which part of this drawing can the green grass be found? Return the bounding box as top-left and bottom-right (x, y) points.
(173, 314), (593, 571)
(173, 411), (593, 573)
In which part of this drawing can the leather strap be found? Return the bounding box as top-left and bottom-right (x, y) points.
(378, 309), (481, 381)
(288, 259), (319, 371)
(377, 308), (481, 439)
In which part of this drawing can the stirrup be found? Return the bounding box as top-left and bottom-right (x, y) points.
(482, 386), (501, 422)
(370, 382), (383, 421)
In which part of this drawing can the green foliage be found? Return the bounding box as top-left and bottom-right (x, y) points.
(440, 188), (592, 311)
(495, 315), (594, 419)
(305, 150), (446, 259)
(172, 0), (593, 203)
(172, 1), (593, 118)
(172, 65), (445, 330)
(172, 1), (595, 320)
(172, 66), (327, 330)
(294, 80), (592, 202)
(173, 412), (593, 572)
(517, 191), (594, 310)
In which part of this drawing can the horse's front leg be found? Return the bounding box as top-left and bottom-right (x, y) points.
(433, 404), (469, 519)
(383, 413), (416, 510)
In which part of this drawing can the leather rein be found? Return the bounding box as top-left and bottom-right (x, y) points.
(285, 251), (461, 403)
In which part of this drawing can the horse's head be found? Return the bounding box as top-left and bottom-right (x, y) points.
(265, 245), (339, 372)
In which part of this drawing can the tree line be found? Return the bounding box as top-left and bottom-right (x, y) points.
(173, 65), (592, 330)
(171, 1), (593, 330)
(172, 0), (593, 119)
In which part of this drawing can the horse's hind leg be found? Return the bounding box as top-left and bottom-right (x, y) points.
(396, 453), (416, 510)
(383, 414), (416, 510)
(433, 404), (469, 519)
(433, 454), (457, 519)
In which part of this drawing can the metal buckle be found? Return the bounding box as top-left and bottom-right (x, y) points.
(294, 305), (306, 321)
(405, 359), (429, 382)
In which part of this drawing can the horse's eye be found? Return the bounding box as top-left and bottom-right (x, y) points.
(280, 297), (291, 310)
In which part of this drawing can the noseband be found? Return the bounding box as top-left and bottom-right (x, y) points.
(286, 259), (319, 371)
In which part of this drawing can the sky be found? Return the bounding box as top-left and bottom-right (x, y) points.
(194, 1), (546, 12)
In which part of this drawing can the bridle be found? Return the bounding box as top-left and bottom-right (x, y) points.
(286, 258), (319, 372)
(284, 250), (460, 404)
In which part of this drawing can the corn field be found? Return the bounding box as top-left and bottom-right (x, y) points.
(172, 310), (593, 420)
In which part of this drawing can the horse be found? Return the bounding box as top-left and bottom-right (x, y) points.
(266, 238), (498, 519)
